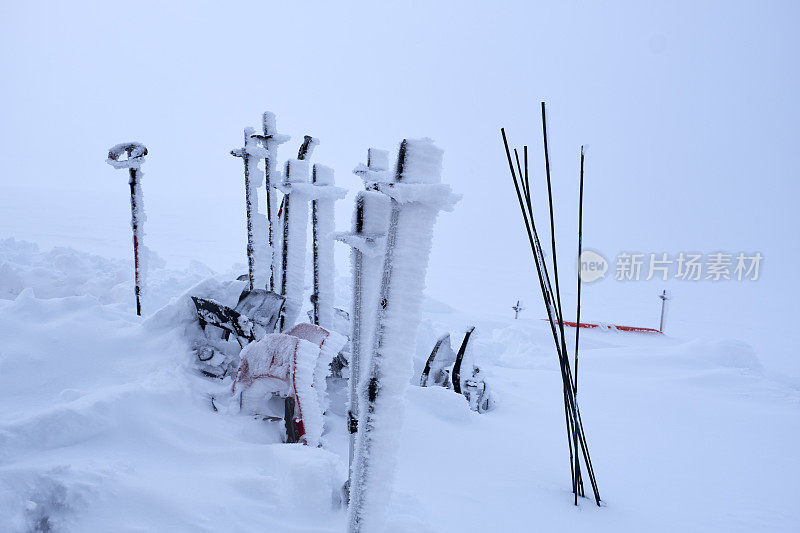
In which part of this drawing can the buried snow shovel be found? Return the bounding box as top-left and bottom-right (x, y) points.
(190, 291), (285, 378)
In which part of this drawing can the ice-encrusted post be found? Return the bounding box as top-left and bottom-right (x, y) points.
(336, 148), (391, 496)
(106, 142), (149, 316)
(278, 158), (312, 331)
(347, 139), (458, 532)
(310, 164), (346, 329)
(231, 128), (271, 290)
(251, 112), (290, 291)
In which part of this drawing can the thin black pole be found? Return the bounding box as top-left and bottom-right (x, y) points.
(575, 146), (584, 392)
(502, 125), (600, 506)
(514, 148), (524, 191)
(541, 102), (582, 501)
(502, 128), (578, 497)
(523, 146), (530, 199)
(128, 168), (142, 316)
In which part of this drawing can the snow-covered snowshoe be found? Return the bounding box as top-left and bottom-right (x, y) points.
(463, 367), (494, 413)
(420, 333), (456, 388)
(423, 327), (494, 413)
(451, 327), (475, 394)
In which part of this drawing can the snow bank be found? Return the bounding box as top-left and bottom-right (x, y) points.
(1, 237), (794, 532)
(0, 237), (213, 313)
(0, 244), (345, 531)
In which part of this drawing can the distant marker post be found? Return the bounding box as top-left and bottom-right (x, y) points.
(659, 289), (669, 333)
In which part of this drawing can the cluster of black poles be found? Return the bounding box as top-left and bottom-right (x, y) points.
(501, 102), (601, 506)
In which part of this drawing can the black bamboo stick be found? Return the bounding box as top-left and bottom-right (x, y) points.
(502, 124), (600, 506)
(502, 129), (578, 491)
(575, 146), (585, 393)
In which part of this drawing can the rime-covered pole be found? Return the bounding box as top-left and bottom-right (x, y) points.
(231, 128), (271, 290)
(106, 142), (149, 316)
(336, 149), (391, 494)
(278, 159), (312, 330)
(252, 112), (290, 291)
(347, 139), (458, 532)
(310, 164), (346, 329)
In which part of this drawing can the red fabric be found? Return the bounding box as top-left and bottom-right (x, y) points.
(542, 319), (662, 334)
(233, 335), (306, 441)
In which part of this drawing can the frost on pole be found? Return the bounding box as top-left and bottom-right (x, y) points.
(337, 148), (392, 494)
(277, 158), (312, 330)
(106, 142), (149, 316)
(252, 111), (290, 291)
(310, 164), (346, 330)
(347, 139), (459, 532)
(231, 128), (271, 291)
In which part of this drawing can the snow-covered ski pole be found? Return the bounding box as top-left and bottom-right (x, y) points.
(231, 129), (257, 291)
(250, 112), (290, 291)
(336, 149), (391, 497)
(231, 128), (270, 291)
(106, 142), (148, 316)
(310, 165), (346, 329)
(278, 158), (312, 331)
(347, 139), (458, 532)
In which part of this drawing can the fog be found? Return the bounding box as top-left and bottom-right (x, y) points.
(2, 1), (798, 378)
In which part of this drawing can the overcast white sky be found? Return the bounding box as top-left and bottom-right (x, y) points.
(2, 1), (798, 377)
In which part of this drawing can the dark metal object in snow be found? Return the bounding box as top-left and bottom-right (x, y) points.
(106, 142), (148, 316)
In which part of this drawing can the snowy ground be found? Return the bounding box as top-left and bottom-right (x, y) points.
(1, 238), (798, 532)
